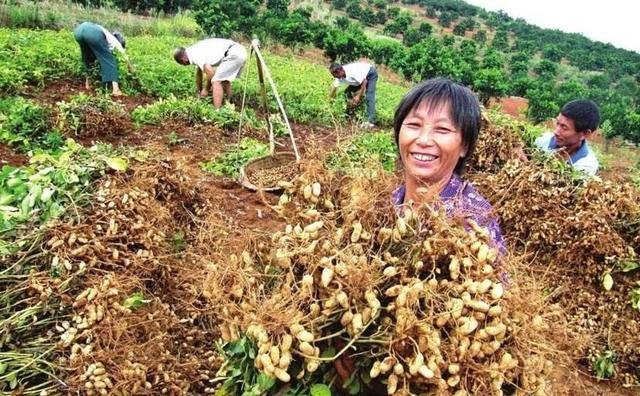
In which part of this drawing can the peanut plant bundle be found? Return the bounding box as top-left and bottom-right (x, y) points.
(206, 162), (560, 395)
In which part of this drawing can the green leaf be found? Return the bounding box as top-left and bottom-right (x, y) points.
(8, 370), (17, 389)
(122, 291), (150, 310)
(310, 384), (331, 396)
(227, 338), (246, 355)
(215, 379), (237, 396)
(343, 372), (360, 395)
(105, 157), (129, 172)
(256, 372), (276, 391)
(602, 273), (613, 291)
(132, 150), (150, 162)
(620, 261), (640, 272)
(0, 361), (7, 374)
(0, 193), (15, 205)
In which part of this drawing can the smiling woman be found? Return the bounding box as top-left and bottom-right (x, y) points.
(391, 78), (506, 255)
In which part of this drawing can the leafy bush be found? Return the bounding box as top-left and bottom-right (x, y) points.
(132, 98), (258, 131)
(327, 131), (397, 172)
(0, 139), (128, 246)
(0, 96), (60, 152)
(57, 93), (126, 135)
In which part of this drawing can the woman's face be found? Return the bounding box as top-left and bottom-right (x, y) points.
(398, 101), (466, 188)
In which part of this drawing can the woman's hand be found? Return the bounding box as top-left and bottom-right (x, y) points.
(199, 88), (209, 97)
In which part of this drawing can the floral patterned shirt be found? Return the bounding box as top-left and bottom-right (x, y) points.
(392, 174), (509, 283)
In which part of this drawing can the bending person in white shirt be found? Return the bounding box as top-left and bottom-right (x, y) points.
(328, 61), (378, 129)
(174, 39), (247, 109)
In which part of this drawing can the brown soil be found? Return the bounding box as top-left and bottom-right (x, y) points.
(0, 143), (28, 167)
(489, 96), (529, 120)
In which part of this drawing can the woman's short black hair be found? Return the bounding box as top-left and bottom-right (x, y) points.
(112, 31), (126, 49)
(393, 77), (481, 175)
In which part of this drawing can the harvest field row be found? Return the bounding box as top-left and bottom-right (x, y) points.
(0, 29), (407, 126)
(1, 19), (639, 396)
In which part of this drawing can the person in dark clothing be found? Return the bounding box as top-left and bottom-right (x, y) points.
(74, 22), (135, 96)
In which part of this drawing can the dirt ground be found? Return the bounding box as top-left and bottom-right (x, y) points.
(15, 80), (639, 396)
(0, 142), (28, 166)
(489, 96), (529, 120)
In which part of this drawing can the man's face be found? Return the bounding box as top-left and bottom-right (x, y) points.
(554, 113), (587, 148)
(177, 53), (190, 65)
(331, 68), (345, 79)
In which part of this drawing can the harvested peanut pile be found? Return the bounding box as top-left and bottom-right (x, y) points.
(205, 161), (567, 395)
(20, 159), (222, 395)
(247, 161), (298, 188)
(470, 158), (640, 386)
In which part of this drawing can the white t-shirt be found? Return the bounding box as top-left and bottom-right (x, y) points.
(99, 26), (125, 54)
(535, 132), (599, 176)
(186, 38), (236, 70)
(333, 62), (372, 87)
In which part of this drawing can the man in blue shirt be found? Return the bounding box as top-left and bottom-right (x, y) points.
(532, 99), (600, 176)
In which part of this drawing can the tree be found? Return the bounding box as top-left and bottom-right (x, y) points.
(491, 29), (509, 51)
(266, 8), (319, 47)
(335, 16), (351, 30)
(534, 59), (559, 80)
(369, 37), (406, 65)
(193, 0), (260, 37)
(453, 23), (466, 36)
(556, 79), (588, 107)
(332, 0), (347, 9)
(458, 40), (479, 86)
(622, 111), (640, 144)
(418, 22), (433, 35)
(403, 28), (424, 47)
(383, 11), (412, 36)
(482, 48), (504, 69)
(586, 73), (612, 91)
(346, 1), (363, 19)
(513, 39), (537, 55)
(442, 34), (455, 46)
(387, 6), (400, 18)
(473, 68), (508, 104)
(402, 37), (463, 82)
(526, 82), (559, 123)
(509, 52), (530, 76)
(510, 75), (535, 97)
(320, 25), (370, 62)
(438, 11), (456, 28)
(542, 44), (562, 62)
(359, 7), (378, 26)
(267, 0), (289, 16)
(473, 29), (486, 45)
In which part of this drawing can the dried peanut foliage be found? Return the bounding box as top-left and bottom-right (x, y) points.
(469, 114), (640, 386)
(205, 160), (561, 396)
(466, 111), (532, 173)
(4, 158), (223, 395)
